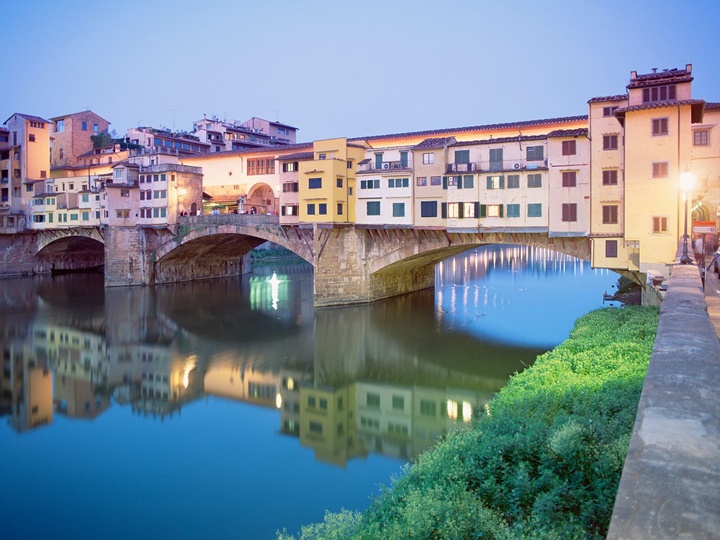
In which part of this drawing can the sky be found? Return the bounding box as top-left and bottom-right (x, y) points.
(4, 0), (720, 143)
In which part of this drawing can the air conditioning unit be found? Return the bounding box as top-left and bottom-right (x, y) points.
(382, 163), (390, 169)
(512, 162), (522, 170)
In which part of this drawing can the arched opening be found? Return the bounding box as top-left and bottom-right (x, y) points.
(246, 182), (278, 215)
(37, 236), (105, 274)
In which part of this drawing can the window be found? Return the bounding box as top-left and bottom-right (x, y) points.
(283, 182), (298, 192)
(603, 134), (618, 150)
(445, 175), (459, 188)
(527, 203), (542, 217)
(120, 189), (130, 197)
(420, 201), (437, 217)
(93, 124), (99, 133)
(416, 176), (427, 186)
(347, 160), (353, 169)
(337, 203), (343, 215)
(602, 170), (618, 185)
(562, 171), (577, 187)
(562, 140), (576, 155)
(361, 179), (380, 189)
(115, 209), (130, 218)
(318, 203), (327, 215)
(422, 152), (434, 164)
(282, 161), (298, 172)
(281, 205), (298, 216)
(388, 178), (409, 188)
(486, 175), (504, 189)
(392, 202), (405, 217)
(366, 201), (380, 215)
(454, 149), (470, 164)
(307, 204), (315, 215)
(602, 205), (618, 224)
(400, 151), (408, 167)
(506, 203), (520, 217)
(430, 176), (441, 186)
(336, 178), (343, 188)
(55, 120), (65, 132)
(392, 395), (405, 411)
(308, 177), (322, 189)
(319, 398), (328, 410)
(309, 422), (322, 434)
(462, 175), (474, 189)
(420, 399), (437, 417)
(603, 106), (619, 117)
(652, 162), (669, 178)
(652, 117), (669, 136)
(642, 85), (676, 103)
(464, 202), (476, 218)
(28, 133), (36, 142)
(526, 145), (544, 161)
(693, 130), (709, 146)
(507, 174), (520, 189)
(447, 202), (460, 218)
(318, 153), (326, 160)
(653, 216), (668, 233)
(487, 204), (503, 218)
(606, 239), (618, 258)
(82, 211), (89, 221)
(247, 158), (274, 175)
(562, 203), (577, 222)
(82, 121), (88, 131)
(367, 393), (380, 408)
(527, 174), (542, 188)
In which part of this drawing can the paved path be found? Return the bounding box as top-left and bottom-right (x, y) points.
(703, 264), (720, 336)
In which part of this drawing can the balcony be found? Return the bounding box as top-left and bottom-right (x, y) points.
(446, 159), (548, 173)
(357, 160), (411, 174)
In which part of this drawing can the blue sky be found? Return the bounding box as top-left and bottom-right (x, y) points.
(4, 0), (719, 142)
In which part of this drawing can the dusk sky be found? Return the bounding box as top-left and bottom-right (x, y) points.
(4, 0), (720, 142)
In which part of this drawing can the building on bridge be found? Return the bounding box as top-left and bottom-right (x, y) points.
(192, 115), (298, 152)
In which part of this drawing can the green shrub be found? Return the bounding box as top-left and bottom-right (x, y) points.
(279, 306), (658, 540)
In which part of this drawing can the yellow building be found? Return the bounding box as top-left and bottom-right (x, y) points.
(298, 138), (366, 224)
(589, 64), (711, 279)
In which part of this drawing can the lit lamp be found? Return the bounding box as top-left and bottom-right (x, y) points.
(679, 172), (695, 264)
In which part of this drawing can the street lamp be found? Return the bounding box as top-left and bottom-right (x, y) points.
(679, 171), (695, 264)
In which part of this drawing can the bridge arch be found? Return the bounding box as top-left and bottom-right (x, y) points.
(34, 228), (106, 274)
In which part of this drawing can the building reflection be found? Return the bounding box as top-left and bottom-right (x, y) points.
(1, 246), (581, 465)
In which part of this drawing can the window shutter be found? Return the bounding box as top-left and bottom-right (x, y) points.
(486, 177), (492, 189)
(474, 202), (480, 217)
(458, 203), (464, 219)
(282, 163), (287, 173)
(499, 204), (504, 218)
(441, 202), (447, 218)
(479, 204), (486, 218)
(457, 175), (463, 189)
(443, 176), (448, 190)
(499, 175), (505, 189)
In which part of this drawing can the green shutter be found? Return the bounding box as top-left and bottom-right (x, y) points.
(499, 204), (504, 217)
(443, 176), (448, 190)
(499, 175), (505, 189)
(458, 203), (464, 219)
(457, 175), (463, 189)
(474, 202), (480, 217)
(479, 204), (486, 218)
(441, 202), (447, 218)
(487, 176), (492, 189)
(463, 175), (473, 189)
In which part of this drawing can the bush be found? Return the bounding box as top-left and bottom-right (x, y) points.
(278, 306), (658, 540)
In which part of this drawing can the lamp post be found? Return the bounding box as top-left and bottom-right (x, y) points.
(679, 172), (695, 264)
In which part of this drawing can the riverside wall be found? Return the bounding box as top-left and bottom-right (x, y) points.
(607, 253), (720, 538)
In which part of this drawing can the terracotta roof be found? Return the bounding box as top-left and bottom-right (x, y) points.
(351, 115), (588, 142)
(588, 94), (628, 103)
(49, 110), (110, 124)
(269, 120), (298, 130)
(181, 142), (313, 161)
(628, 67), (693, 89)
(614, 99), (706, 115)
(449, 134), (546, 147)
(705, 102), (720, 110)
(279, 151), (313, 160)
(4, 113), (52, 125)
(547, 128), (588, 138)
(412, 137), (456, 150)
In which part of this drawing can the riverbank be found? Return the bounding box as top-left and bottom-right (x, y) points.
(278, 306), (659, 539)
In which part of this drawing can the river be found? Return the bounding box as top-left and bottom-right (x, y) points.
(0, 244), (620, 539)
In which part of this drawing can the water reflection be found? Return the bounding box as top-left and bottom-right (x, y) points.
(0, 245), (616, 467)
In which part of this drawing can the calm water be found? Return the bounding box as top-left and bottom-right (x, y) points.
(0, 245), (619, 539)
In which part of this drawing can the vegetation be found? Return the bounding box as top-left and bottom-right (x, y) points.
(278, 306), (658, 540)
(250, 246), (296, 265)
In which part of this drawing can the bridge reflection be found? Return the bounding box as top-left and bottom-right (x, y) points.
(0, 248), (565, 465)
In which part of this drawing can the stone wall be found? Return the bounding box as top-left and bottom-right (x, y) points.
(0, 234), (38, 276)
(608, 258), (720, 538)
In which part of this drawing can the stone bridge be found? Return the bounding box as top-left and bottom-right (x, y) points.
(102, 214), (591, 306)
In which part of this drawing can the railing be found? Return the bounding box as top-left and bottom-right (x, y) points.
(178, 214), (279, 226)
(357, 161), (411, 173)
(446, 159), (549, 173)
